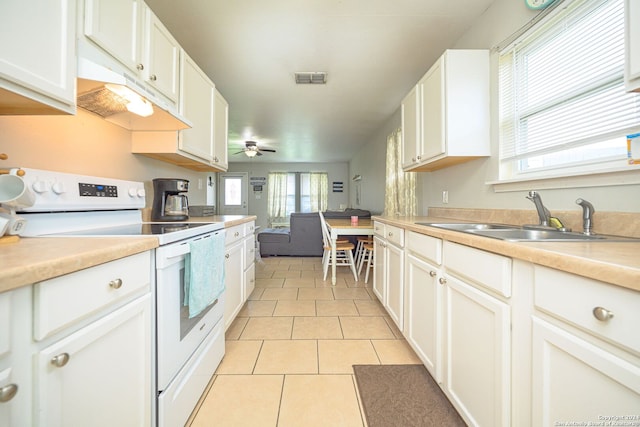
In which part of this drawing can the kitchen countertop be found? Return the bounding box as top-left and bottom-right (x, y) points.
(0, 215), (257, 294)
(373, 215), (640, 292)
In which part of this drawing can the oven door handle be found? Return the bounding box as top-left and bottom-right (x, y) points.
(164, 243), (190, 259)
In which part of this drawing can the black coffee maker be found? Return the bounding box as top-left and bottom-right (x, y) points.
(151, 178), (189, 221)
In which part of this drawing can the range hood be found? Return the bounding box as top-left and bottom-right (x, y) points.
(76, 57), (191, 131)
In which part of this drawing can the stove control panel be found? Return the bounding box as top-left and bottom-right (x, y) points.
(16, 168), (146, 212)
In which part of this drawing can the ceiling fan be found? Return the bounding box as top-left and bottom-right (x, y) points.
(233, 140), (276, 158)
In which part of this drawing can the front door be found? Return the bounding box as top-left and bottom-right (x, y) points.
(218, 173), (248, 215)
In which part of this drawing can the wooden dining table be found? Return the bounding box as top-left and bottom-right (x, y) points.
(324, 217), (374, 285)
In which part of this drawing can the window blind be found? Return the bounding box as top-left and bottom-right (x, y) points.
(499, 0), (640, 168)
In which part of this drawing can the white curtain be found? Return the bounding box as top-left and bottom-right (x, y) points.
(267, 172), (288, 225)
(309, 172), (328, 212)
(383, 128), (416, 217)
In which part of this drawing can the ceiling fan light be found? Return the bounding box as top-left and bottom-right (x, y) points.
(245, 150), (258, 158)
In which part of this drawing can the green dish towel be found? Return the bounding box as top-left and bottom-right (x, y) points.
(184, 232), (226, 318)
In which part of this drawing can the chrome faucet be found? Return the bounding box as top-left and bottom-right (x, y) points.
(576, 198), (595, 235)
(526, 191), (551, 227)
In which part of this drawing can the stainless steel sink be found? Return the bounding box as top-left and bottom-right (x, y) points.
(416, 222), (639, 242)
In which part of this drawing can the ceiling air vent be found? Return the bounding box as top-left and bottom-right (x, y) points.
(295, 72), (327, 84)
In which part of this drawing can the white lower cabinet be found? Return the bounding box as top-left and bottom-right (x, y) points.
(35, 294), (152, 427)
(531, 317), (640, 425)
(372, 222), (405, 330)
(443, 274), (511, 427)
(224, 221), (255, 330)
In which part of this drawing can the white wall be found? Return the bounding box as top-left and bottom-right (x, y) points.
(0, 110), (211, 207)
(227, 162), (350, 230)
(350, 0), (640, 215)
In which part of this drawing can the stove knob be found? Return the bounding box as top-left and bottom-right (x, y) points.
(128, 188), (137, 197)
(32, 180), (51, 193)
(137, 188), (146, 198)
(52, 182), (66, 195)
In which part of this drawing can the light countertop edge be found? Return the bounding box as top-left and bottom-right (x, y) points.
(0, 216), (257, 294)
(373, 215), (640, 292)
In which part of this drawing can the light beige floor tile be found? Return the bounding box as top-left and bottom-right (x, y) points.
(354, 299), (386, 316)
(277, 258), (303, 265)
(254, 340), (318, 374)
(273, 300), (316, 316)
(190, 375), (283, 427)
(255, 278), (285, 288)
(297, 288), (334, 300)
(255, 269), (274, 279)
(384, 315), (404, 338)
(283, 277), (316, 288)
(240, 317), (293, 340)
(318, 340), (380, 374)
(372, 339), (423, 364)
(316, 300), (359, 316)
(215, 340), (262, 374)
(225, 317), (248, 340)
(260, 288), (299, 301)
(247, 288), (265, 300)
(292, 316), (343, 339)
(315, 277), (348, 287)
(340, 316), (395, 339)
(288, 263), (317, 271)
(301, 270), (324, 278)
(238, 300), (277, 317)
(278, 375), (364, 427)
(271, 270), (302, 279)
(333, 287), (372, 300)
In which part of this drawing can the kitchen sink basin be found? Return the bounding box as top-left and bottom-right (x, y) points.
(416, 222), (640, 242)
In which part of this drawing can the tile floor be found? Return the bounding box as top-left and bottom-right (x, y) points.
(187, 256), (422, 427)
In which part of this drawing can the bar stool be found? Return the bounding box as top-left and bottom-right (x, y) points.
(355, 236), (373, 271)
(357, 242), (374, 283)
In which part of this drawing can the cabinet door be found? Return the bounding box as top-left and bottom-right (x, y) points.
(142, 7), (180, 103)
(224, 242), (244, 330)
(213, 89), (229, 170)
(444, 275), (511, 427)
(0, 0), (75, 113)
(532, 317), (640, 425)
(406, 254), (441, 381)
(626, 0), (640, 91)
(179, 53), (215, 162)
(84, 0), (141, 74)
(401, 85), (419, 168)
(35, 294), (152, 427)
(372, 237), (386, 302)
(420, 57), (445, 161)
(385, 243), (404, 331)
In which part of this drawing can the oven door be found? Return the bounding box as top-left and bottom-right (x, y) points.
(155, 229), (225, 391)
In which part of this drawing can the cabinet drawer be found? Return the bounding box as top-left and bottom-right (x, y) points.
(373, 221), (385, 238)
(534, 266), (640, 354)
(407, 231), (442, 265)
(33, 252), (151, 341)
(244, 235), (255, 268)
(443, 241), (511, 298)
(385, 224), (405, 247)
(244, 221), (256, 235)
(225, 224), (244, 245)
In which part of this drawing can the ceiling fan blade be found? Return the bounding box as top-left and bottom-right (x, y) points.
(256, 151), (263, 156)
(260, 148), (276, 152)
(232, 150), (246, 154)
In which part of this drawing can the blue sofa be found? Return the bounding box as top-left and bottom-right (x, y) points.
(257, 209), (371, 257)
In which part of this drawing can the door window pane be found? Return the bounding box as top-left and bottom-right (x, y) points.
(224, 177), (242, 206)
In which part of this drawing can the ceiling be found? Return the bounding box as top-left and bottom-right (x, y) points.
(144, 0), (495, 163)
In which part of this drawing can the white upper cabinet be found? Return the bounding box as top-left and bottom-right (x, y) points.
(626, 0), (640, 92)
(213, 89), (229, 170)
(401, 50), (490, 172)
(83, 0), (180, 104)
(0, 0), (76, 114)
(179, 51), (215, 162)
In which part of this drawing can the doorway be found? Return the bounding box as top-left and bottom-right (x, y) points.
(218, 173), (248, 215)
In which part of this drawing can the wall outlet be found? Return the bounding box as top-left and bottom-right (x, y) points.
(442, 190), (449, 204)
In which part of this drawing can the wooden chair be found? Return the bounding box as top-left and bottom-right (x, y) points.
(357, 242), (374, 283)
(318, 212), (358, 281)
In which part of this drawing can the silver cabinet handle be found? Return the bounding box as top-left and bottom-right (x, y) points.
(109, 278), (123, 289)
(136, 63), (144, 71)
(388, 232), (393, 237)
(51, 353), (70, 368)
(149, 74), (157, 81)
(438, 277), (447, 285)
(429, 271), (437, 277)
(0, 384), (18, 403)
(593, 306), (614, 321)
(225, 254), (230, 259)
